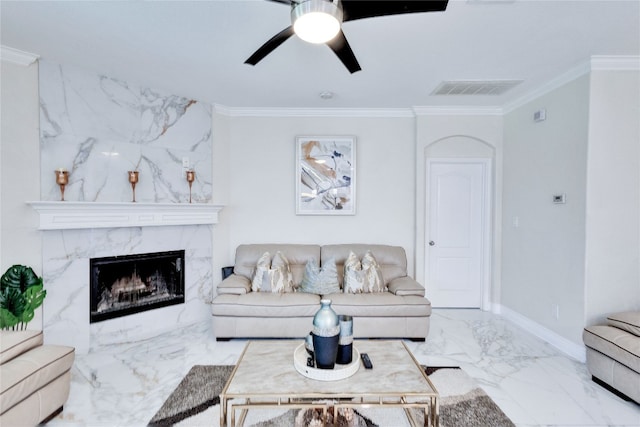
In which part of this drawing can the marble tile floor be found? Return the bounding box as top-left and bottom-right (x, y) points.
(48, 309), (639, 427)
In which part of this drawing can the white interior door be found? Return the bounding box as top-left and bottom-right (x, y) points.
(426, 159), (490, 308)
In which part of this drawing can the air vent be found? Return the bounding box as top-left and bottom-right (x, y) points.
(431, 80), (523, 96)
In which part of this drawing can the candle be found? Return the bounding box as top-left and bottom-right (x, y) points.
(55, 169), (69, 201)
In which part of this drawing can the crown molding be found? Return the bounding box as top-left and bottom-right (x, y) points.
(502, 60), (591, 113)
(503, 55), (640, 113)
(215, 55), (639, 119)
(412, 106), (503, 116)
(0, 45), (39, 66)
(214, 105), (415, 118)
(591, 55), (640, 71)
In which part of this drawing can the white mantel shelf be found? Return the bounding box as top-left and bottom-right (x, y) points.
(27, 201), (224, 230)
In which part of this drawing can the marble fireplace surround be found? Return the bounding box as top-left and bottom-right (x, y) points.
(29, 202), (223, 354)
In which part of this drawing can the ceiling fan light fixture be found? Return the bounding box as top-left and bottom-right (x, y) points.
(292, 0), (343, 44)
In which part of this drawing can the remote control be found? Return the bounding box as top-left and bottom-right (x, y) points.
(361, 353), (373, 369)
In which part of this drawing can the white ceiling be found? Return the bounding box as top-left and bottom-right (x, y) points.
(1, 0), (639, 110)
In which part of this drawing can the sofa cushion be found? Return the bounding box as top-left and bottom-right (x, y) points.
(321, 244), (407, 286)
(583, 325), (640, 373)
(0, 344), (75, 414)
(0, 330), (43, 365)
(233, 244), (321, 286)
(325, 292), (431, 317)
(211, 292), (321, 317)
(607, 311), (640, 337)
(300, 258), (340, 295)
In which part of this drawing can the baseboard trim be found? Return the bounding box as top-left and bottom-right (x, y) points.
(495, 305), (587, 362)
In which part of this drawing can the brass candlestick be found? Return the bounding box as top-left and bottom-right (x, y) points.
(128, 171), (139, 202)
(55, 169), (69, 201)
(186, 170), (195, 203)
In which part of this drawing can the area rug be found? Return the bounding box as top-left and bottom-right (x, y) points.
(148, 365), (514, 427)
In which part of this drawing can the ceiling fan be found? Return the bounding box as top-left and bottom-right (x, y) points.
(245, 0), (449, 74)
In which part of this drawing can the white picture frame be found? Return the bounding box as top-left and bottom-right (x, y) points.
(296, 136), (356, 215)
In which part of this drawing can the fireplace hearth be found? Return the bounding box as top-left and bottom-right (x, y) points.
(90, 250), (185, 323)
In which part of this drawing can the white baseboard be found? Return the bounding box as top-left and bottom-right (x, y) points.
(494, 305), (587, 362)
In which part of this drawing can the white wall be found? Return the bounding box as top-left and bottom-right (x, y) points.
(502, 75), (590, 345)
(0, 57), (43, 328)
(219, 114), (418, 274)
(415, 112), (504, 306)
(585, 70), (640, 326)
(211, 109), (232, 281)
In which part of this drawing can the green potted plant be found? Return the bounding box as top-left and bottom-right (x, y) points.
(0, 265), (46, 330)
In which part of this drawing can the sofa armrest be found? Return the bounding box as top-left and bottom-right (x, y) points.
(387, 276), (425, 297)
(217, 274), (251, 295)
(607, 311), (640, 337)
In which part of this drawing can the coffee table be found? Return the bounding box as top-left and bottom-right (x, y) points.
(219, 340), (439, 426)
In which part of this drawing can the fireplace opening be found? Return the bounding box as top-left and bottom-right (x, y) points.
(90, 250), (185, 323)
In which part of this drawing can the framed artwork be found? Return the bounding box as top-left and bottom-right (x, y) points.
(296, 136), (356, 215)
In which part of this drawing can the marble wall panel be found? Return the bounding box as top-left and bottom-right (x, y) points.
(39, 59), (212, 203)
(38, 60), (216, 352)
(43, 225), (213, 353)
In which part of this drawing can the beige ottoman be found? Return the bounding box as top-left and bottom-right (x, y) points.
(0, 330), (75, 426)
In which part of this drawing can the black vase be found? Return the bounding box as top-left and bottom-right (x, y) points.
(312, 299), (340, 369)
(312, 333), (340, 369)
(336, 315), (353, 364)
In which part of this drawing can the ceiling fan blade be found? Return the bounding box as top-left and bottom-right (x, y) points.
(326, 30), (361, 74)
(245, 26), (295, 66)
(342, 0), (449, 22)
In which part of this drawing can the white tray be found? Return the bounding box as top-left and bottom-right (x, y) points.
(293, 343), (360, 381)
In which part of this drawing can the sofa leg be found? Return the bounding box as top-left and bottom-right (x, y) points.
(216, 337), (231, 342)
(407, 338), (426, 342)
(592, 376), (633, 402)
(40, 406), (63, 424)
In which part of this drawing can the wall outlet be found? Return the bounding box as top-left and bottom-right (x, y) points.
(534, 108), (547, 122)
(552, 304), (560, 320)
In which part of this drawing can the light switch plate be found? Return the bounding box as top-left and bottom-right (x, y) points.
(553, 194), (566, 204)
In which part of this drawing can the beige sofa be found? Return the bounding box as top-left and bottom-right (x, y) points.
(211, 244), (431, 341)
(0, 330), (75, 425)
(583, 311), (640, 403)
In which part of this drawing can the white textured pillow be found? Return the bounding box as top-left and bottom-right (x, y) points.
(268, 251), (295, 293)
(251, 251), (270, 292)
(300, 258), (340, 295)
(343, 251), (365, 293)
(344, 250), (385, 293)
(362, 251), (385, 292)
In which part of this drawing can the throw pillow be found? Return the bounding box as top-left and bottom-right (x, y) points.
(343, 251), (365, 293)
(268, 251), (295, 293)
(251, 251), (270, 292)
(343, 250), (385, 293)
(300, 258), (340, 295)
(362, 250), (385, 292)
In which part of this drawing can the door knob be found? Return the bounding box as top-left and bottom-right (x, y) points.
(429, 241), (435, 246)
